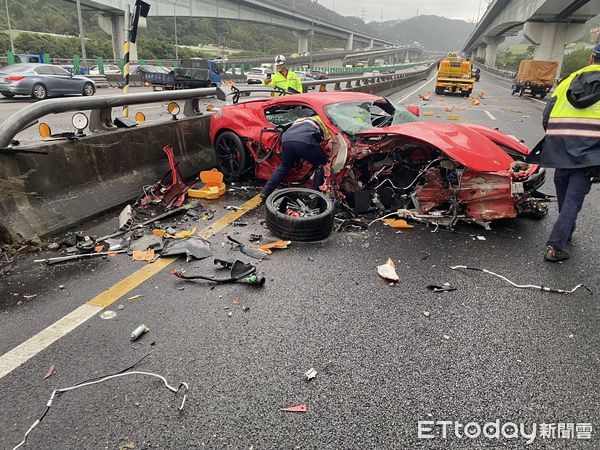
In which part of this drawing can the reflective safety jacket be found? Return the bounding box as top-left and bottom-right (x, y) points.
(528, 64), (600, 168)
(263, 69), (303, 95)
(282, 115), (331, 147)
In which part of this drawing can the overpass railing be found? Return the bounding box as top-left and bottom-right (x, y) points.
(0, 63), (435, 149)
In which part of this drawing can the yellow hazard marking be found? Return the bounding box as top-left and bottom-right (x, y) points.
(0, 195), (263, 379)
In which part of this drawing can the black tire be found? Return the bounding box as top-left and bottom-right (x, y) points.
(518, 88), (524, 97)
(1, 92), (15, 98)
(265, 188), (334, 242)
(511, 86), (516, 95)
(214, 131), (251, 180)
(539, 93), (546, 99)
(32, 83), (47, 100)
(435, 87), (444, 95)
(82, 82), (95, 96)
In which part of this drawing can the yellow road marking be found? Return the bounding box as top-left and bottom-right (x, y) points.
(0, 195), (263, 380)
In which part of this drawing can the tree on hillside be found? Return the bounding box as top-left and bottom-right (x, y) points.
(561, 48), (592, 78)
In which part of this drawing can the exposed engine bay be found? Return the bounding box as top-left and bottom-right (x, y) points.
(337, 138), (547, 229)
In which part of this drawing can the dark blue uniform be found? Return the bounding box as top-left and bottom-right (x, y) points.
(262, 119), (328, 197)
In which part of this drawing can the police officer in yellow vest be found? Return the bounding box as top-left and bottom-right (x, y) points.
(527, 46), (600, 262)
(261, 112), (331, 198)
(264, 55), (303, 94)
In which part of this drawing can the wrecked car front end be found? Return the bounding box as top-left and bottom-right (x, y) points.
(328, 121), (547, 229)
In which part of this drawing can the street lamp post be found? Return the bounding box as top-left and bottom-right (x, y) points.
(174, 2), (178, 60)
(218, 31), (229, 58)
(75, 0), (88, 71)
(4, 0), (15, 54)
(310, 0), (317, 67)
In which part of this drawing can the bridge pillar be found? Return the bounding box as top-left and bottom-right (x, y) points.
(524, 21), (586, 76)
(98, 12), (138, 61)
(99, 13), (124, 60)
(483, 36), (504, 67)
(293, 29), (313, 54)
(404, 51), (410, 63)
(346, 33), (354, 50)
(476, 44), (486, 60)
(369, 38), (374, 49)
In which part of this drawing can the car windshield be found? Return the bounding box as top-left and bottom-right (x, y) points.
(324, 100), (421, 135)
(0, 64), (30, 73)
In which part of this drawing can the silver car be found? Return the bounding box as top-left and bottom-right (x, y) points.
(0, 63), (96, 100)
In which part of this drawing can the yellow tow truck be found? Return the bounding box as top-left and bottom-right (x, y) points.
(435, 52), (474, 96)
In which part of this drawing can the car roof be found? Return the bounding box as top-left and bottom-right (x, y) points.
(271, 91), (382, 108)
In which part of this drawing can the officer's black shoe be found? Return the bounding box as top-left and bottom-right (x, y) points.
(544, 246), (570, 263)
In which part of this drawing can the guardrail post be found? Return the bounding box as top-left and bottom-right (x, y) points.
(43, 53), (51, 64)
(89, 106), (116, 131)
(97, 57), (104, 75)
(6, 51), (15, 65)
(184, 98), (203, 116)
(119, 58), (124, 72)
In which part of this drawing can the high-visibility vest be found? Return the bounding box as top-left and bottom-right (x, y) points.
(547, 64), (600, 139)
(263, 70), (303, 95)
(293, 115), (331, 140)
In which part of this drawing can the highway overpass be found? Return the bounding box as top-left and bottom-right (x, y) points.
(70, 0), (395, 59)
(462, 0), (600, 73)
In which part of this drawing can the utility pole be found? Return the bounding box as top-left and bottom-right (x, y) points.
(310, 0), (317, 67)
(4, 0), (14, 54)
(174, 2), (178, 60)
(76, 0), (88, 71)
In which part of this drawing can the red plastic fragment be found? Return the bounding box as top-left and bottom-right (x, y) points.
(281, 403), (308, 413)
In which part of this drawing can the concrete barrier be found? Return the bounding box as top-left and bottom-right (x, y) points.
(0, 116), (215, 243)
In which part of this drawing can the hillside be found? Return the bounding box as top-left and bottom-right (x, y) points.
(0, 0), (473, 59)
(367, 15), (475, 52)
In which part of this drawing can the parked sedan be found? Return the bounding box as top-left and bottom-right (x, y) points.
(0, 63), (96, 100)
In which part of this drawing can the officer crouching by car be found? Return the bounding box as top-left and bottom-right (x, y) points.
(260, 113), (331, 199)
(527, 45), (600, 262)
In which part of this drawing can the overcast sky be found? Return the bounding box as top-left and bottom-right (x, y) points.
(322, 0), (488, 22)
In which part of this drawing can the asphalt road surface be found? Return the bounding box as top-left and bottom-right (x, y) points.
(1, 71), (599, 449)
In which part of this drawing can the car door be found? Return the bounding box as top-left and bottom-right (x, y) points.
(48, 66), (78, 94)
(32, 66), (60, 95)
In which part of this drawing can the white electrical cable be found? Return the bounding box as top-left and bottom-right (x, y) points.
(13, 371), (189, 450)
(451, 265), (592, 295)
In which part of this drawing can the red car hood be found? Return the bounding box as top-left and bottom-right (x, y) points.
(356, 122), (516, 172)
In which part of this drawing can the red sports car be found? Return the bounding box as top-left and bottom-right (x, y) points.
(210, 88), (546, 236)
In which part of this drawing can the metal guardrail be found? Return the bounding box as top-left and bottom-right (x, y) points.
(473, 62), (515, 80)
(0, 63), (435, 149)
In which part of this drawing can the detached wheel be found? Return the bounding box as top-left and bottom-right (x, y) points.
(265, 188), (334, 242)
(82, 82), (95, 96)
(32, 83), (47, 100)
(214, 131), (251, 180)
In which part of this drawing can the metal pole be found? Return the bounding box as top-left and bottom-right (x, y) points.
(310, 0), (317, 67)
(76, 0), (88, 71)
(174, 3), (178, 60)
(4, 0), (14, 54)
(123, 3), (131, 117)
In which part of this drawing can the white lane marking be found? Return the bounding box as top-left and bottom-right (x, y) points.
(529, 97), (547, 105)
(484, 110), (497, 120)
(0, 304), (101, 379)
(398, 76), (436, 103)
